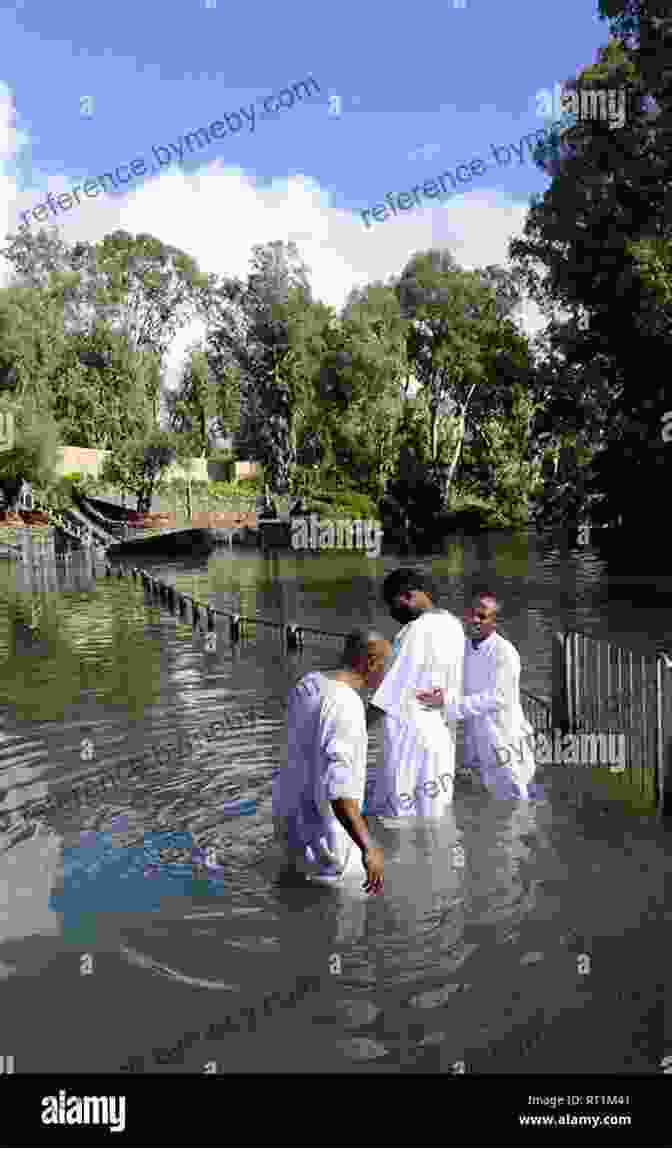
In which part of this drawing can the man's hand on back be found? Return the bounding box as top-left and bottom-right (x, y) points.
(416, 688), (445, 708)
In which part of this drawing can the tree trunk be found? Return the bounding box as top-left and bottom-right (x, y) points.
(443, 383), (477, 498)
(445, 421), (465, 491)
(430, 400), (440, 463)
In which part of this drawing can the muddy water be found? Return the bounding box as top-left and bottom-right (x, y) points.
(0, 532), (668, 1074)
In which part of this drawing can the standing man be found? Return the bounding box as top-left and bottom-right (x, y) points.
(272, 629), (391, 893)
(366, 568), (464, 818)
(417, 589), (536, 800)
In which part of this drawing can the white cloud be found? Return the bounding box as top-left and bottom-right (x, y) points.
(1, 81), (548, 375)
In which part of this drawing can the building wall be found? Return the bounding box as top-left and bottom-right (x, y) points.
(234, 461), (259, 480)
(55, 447), (258, 484)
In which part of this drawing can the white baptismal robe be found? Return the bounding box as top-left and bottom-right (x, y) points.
(369, 610), (464, 817)
(272, 671), (367, 882)
(443, 632), (536, 799)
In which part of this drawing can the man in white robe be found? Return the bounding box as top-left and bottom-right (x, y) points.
(272, 630), (391, 892)
(417, 590), (537, 800)
(366, 568), (464, 818)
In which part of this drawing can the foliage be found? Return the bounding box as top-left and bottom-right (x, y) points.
(0, 395), (62, 509)
(165, 344), (224, 459)
(509, 27), (671, 536)
(396, 251), (529, 502)
(380, 446), (446, 548)
(4, 39), (669, 550)
(99, 427), (176, 513)
(52, 324), (155, 447)
(309, 490), (379, 520)
(206, 448), (236, 482)
(206, 241), (324, 493)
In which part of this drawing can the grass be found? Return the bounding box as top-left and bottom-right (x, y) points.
(576, 762), (658, 814)
(548, 761), (659, 816)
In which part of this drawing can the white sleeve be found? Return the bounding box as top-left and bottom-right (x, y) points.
(318, 693), (365, 801)
(443, 642), (516, 721)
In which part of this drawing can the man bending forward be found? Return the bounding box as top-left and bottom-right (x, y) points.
(272, 630), (391, 892)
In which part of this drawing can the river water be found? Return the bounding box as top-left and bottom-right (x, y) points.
(0, 530), (669, 1076)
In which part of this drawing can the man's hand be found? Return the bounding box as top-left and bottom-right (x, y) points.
(331, 797), (384, 895)
(361, 845), (384, 894)
(416, 687), (444, 709)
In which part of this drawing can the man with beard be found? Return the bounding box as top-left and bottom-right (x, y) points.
(417, 589), (537, 800)
(366, 568), (464, 819)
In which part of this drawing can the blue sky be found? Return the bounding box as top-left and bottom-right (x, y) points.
(1, 0), (608, 381)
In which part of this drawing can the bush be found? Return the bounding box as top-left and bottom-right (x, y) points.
(238, 474), (265, 493)
(59, 471), (104, 498)
(320, 491), (379, 520)
(207, 480), (257, 503)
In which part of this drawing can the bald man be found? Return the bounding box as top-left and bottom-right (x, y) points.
(272, 630), (391, 893)
(417, 589), (536, 800)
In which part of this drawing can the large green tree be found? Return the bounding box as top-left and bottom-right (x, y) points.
(510, 25), (671, 536)
(1, 228), (216, 427)
(317, 283), (409, 496)
(206, 241), (328, 492)
(396, 251), (527, 500)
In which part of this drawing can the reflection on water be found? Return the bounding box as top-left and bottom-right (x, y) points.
(0, 536), (668, 1074)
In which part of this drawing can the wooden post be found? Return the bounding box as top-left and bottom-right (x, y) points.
(656, 652), (672, 818)
(552, 631), (570, 734)
(286, 623), (304, 651)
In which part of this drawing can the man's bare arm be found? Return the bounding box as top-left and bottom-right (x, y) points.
(331, 797), (384, 893)
(331, 797), (374, 852)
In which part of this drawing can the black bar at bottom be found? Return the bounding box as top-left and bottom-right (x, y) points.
(3, 1073), (664, 1146)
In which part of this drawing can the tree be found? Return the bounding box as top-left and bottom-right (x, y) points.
(206, 241), (327, 492)
(396, 251), (516, 500)
(166, 344), (225, 459)
(380, 401), (445, 550)
(0, 283), (69, 411)
(1, 228), (216, 426)
(51, 323), (156, 448)
(0, 394), (62, 511)
(99, 427), (176, 514)
(509, 29), (671, 536)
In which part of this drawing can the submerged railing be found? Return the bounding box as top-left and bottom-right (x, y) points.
(12, 549), (669, 816)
